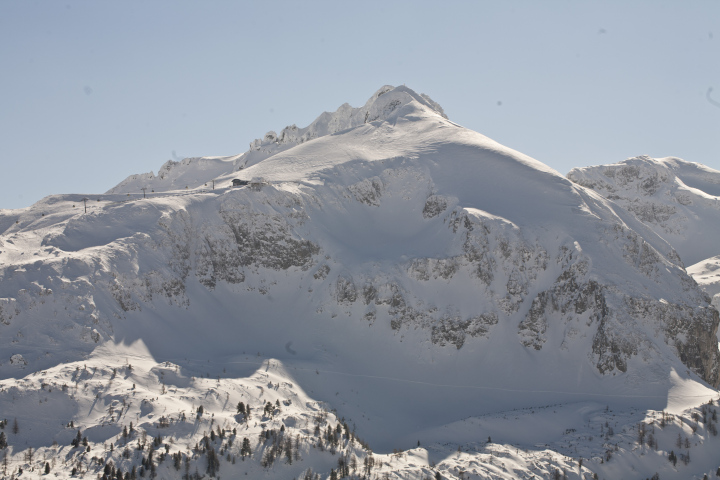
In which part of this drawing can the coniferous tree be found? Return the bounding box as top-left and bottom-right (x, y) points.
(241, 438), (252, 458)
(11, 419), (18, 435)
(71, 429), (82, 448)
(294, 435), (301, 461)
(647, 433), (656, 449)
(285, 437), (293, 464)
(0, 432), (6, 449)
(364, 455), (375, 476)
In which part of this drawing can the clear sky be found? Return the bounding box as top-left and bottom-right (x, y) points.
(1, 1), (718, 210)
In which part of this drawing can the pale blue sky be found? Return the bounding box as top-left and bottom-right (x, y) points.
(1, 1), (718, 209)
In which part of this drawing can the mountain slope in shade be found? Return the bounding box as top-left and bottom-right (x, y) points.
(0, 86), (719, 478)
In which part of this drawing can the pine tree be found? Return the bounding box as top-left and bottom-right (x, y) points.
(285, 437), (293, 464)
(45, 462), (50, 474)
(241, 438), (252, 458)
(364, 455), (375, 476)
(72, 429), (82, 448)
(11, 419), (18, 435)
(637, 423), (646, 445)
(236, 402), (245, 415)
(0, 432), (6, 449)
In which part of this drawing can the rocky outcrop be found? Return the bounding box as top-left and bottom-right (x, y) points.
(626, 298), (720, 386)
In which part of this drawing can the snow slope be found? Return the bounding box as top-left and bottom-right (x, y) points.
(687, 255), (720, 311)
(1, 85), (719, 479)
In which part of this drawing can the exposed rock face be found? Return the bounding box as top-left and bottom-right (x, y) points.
(195, 196), (319, 289)
(625, 297), (720, 385)
(422, 195), (448, 219)
(334, 276), (358, 305)
(431, 313), (499, 349)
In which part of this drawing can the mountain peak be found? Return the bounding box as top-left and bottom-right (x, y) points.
(106, 85), (447, 195)
(248, 84), (447, 154)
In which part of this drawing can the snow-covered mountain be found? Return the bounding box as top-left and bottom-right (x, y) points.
(1, 85), (719, 479)
(567, 156), (720, 267)
(568, 156), (720, 309)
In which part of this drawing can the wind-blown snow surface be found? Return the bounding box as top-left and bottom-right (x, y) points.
(1, 86), (719, 479)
